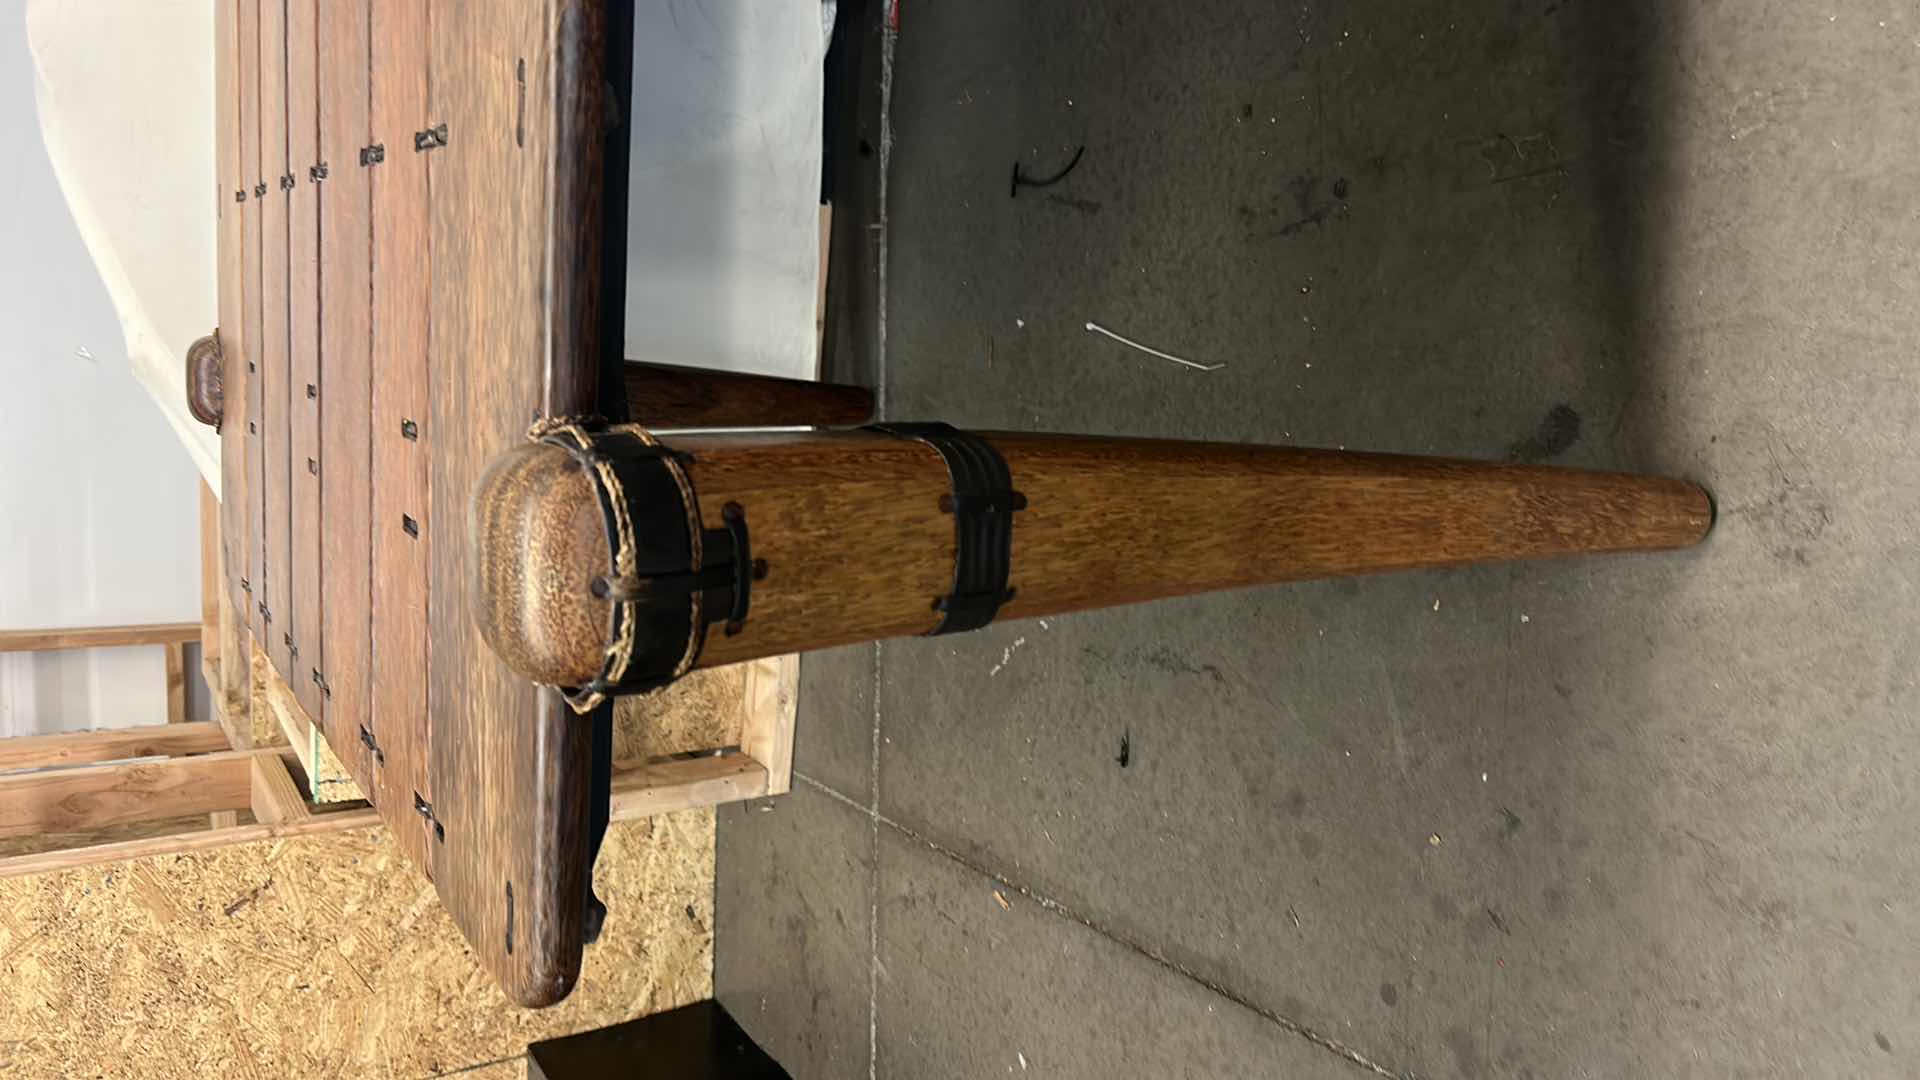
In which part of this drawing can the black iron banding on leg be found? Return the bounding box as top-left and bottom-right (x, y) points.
(541, 427), (703, 702)
(867, 423), (1025, 634)
(538, 425), (757, 701)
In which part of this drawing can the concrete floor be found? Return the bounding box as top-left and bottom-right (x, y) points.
(715, 2), (1920, 1076)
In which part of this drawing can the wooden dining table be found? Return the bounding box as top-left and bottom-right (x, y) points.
(206, 0), (1710, 1013)
(213, 0), (637, 1007)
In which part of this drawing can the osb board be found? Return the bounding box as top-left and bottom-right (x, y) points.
(613, 663), (746, 762)
(0, 810), (714, 1079)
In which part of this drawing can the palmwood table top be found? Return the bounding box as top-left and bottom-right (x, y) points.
(215, 0), (627, 1005)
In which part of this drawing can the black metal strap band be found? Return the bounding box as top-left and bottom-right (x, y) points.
(868, 423), (1025, 634)
(556, 427), (706, 698)
(535, 423), (758, 701)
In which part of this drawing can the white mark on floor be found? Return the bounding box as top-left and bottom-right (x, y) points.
(1084, 321), (1226, 371)
(989, 636), (1029, 677)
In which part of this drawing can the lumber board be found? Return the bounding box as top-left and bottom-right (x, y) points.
(0, 624), (200, 653)
(607, 755), (769, 821)
(250, 752), (312, 824)
(0, 750), (257, 840)
(0, 724), (232, 773)
(738, 655), (798, 797)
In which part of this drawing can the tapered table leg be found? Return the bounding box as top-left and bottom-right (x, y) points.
(471, 426), (1711, 701)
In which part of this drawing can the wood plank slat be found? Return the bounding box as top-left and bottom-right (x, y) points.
(738, 655), (797, 797)
(316, 0), (377, 800)
(287, 0), (326, 722)
(0, 751), (256, 840)
(240, 0), (266, 652)
(428, 0), (609, 1007)
(368, 0), (438, 873)
(200, 481), (221, 667)
(0, 624), (200, 653)
(164, 643), (188, 725)
(260, 0), (296, 683)
(216, 0), (250, 623)
(215, 574), (253, 741)
(606, 755), (769, 821)
(0, 723), (232, 773)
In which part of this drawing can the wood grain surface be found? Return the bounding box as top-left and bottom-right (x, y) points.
(684, 432), (952, 667)
(260, 0), (294, 680)
(0, 724), (231, 773)
(216, 0), (249, 622)
(248, 752), (311, 824)
(240, 0), (266, 650)
(696, 432), (1710, 663)
(368, 0), (437, 873)
(606, 755), (768, 820)
(287, 0), (325, 722)
(215, 569), (252, 738)
(0, 624), (199, 653)
(624, 361), (875, 429)
(988, 434), (1711, 619)
(468, 443), (610, 688)
(200, 482), (222, 680)
(261, 0), (293, 676)
(315, 0), (376, 797)
(0, 752), (256, 840)
(427, 0), (605, 1006)
(468, 430), (1711, 682)
(219, 0), (620, 1005)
